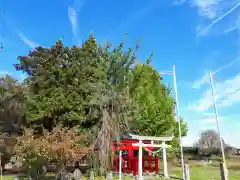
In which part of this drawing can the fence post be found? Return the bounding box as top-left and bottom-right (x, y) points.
(220, 163), (228, 180)
(184, 164), (190, 180)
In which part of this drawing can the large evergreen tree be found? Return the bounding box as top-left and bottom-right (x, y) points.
(14, 36), (137, 174)
(15, 37), (106, 130)
(12, 35), (188, 175)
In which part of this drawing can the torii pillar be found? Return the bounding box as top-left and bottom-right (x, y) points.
(131, 135), (173, 180)
(162, 141), (169, 178)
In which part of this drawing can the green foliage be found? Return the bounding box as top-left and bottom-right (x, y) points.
(130, 63), (175, 135)
(10, 35), (188, 175)
(15, 37), (105, 129)
(0, 75), (26, 134)
(15, 36), (137, 175)
(129, 63), (187, 151)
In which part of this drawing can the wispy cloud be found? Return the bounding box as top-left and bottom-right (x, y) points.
(192, 58), (240, 89)
(215, 58), (240, 73)
(192, 72), (209, 89)
(17, 31), (40, 49)
(198, 1), (240, 36)
(192, 0), (220, 20)
(182, 110), (240, 147)
(224, 25), (238, 33)
(189, 72), (240, 111)
(68, 0), (84, 45)
(173, 0), (187, 6)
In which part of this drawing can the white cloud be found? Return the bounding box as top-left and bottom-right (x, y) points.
(17, 31), (40, 49)
(173, 0), (187, 6)
(202, 117), (217, 124)
(174, 0), (240, 35)
(192, 0), (220, 19)
(192, 58), (240, 89)
(192, 72), (209, 89)
(68, 0), (84, 45)
(68, 7), (78, 41)
(224, 25), (238, 33)
(189, 73), (240, 112)
(198, 1), (240, 36)
(182, 110), (240, 147)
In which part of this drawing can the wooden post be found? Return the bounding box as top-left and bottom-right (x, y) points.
(155, 156), (159, 176)
(128, 149), (133, 175)
(142, 155), (145, 175)
(116, 156), (119, 172)
(220, 163), (228, 180)
(134, 158), (138, 176)
(148, 153), (152, 174)
(184, 164), (190, 180)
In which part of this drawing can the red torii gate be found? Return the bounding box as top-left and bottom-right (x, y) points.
(111, 136), (159, 176)
(111, 134), (173, 180)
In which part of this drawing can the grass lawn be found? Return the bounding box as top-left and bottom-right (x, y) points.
(1, 166), (240, 179)
(1, 176), (15, 180)
(167, 166), (240, 180)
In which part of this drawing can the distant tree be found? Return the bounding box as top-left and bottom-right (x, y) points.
(194, 129), (223, 149)
(0, 75), (27, 134)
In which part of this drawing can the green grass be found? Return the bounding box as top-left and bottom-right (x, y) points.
(167, 166), (240, 180)
(2, 166), (240, 180)
(1, 176), (15, 180)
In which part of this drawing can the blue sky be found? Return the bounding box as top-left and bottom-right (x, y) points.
(1, 0), (240, 147)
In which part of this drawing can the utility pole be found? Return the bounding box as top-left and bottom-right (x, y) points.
(209, 71), (228, 180)
(173, 65), (185, 180)
(160, 65), (185, 180)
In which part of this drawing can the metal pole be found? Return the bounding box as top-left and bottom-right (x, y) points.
(209, 71), (228, 178)
(173, 65), (185, 180)
(119, 150), (122, 180)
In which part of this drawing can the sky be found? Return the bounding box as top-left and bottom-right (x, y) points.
(1, 0), (240, 147)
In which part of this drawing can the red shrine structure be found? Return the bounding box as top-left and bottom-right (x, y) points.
(111, 135), (160, 176)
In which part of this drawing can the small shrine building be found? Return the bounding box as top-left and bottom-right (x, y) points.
(111, 133), (173, 179)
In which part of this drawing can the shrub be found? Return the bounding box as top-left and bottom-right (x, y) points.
(14, 125), (92, 179)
